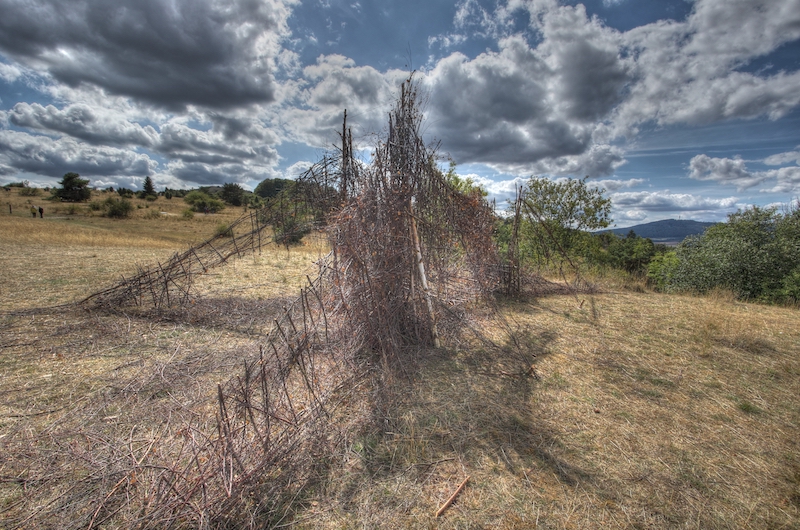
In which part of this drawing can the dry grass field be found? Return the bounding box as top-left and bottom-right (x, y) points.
(1, 187), (799, 528)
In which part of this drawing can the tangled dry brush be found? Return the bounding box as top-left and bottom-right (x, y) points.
(2, 79), (527, 529)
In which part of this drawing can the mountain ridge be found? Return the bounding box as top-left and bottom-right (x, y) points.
(602, 219), (717, 244)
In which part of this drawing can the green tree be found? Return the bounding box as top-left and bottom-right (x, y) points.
(142, 176), (156, 197)
(183, 190), (225, 213)
(520, 176), (612, 267)
(53, 172), (91, 202)
(220, 182), (245, 206)
(254, 178), (292, 199)
(443, 160), (487, 197)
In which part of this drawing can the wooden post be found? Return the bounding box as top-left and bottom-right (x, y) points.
(409, 201), (440, 348)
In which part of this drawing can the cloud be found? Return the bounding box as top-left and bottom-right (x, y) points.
(593, 178), (644, 191)
(611, 190), (739, 212)
(688, 154), (767, 190)
(7, 102), (159, 147)
(613, 0), (800, 133)
(0, 129), (156, 178)
(280, 55), (407, 147)
(0, 0), (297, 111)
(762, 166), (800, 193)
(0, 62), (23, 83)
(689, 153), (800, 193)
(420, 3), (631, 177)
(163, 160), (275, 186)
(764, 149), (800, 166)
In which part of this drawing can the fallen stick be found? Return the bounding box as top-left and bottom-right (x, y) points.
(435, 475), (470, 517)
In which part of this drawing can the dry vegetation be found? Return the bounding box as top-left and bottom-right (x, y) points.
(2, 184), (800, 527)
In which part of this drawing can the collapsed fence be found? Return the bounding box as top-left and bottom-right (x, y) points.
(80, 210), (273, 310)
(19, 76), (536, 528)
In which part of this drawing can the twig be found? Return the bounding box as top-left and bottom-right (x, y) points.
(435, 475), (469, 517)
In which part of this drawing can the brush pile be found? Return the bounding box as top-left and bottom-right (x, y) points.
(13, 77), (508, 529)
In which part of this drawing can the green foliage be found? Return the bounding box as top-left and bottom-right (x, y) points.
(254, 178), (292, 199)
(248, 194), (265, 209)
(183, 190), (225, 213)
(444, 161), (487, 197)
(4, 180), (29, 188)
(518, 176), (612, 269)
(103, 197), (134, 218)
(142, 176), (156, 198)
(163, 187), (189, 198)
(18, 186), (41, 196)
(647, 250), (680, 291)
(181, 208), (195, 220)
(220, 182), (245, 206)
(117, 187), (134, 198)
(657, 206), (800, 303)
(260, 184), (314, 245)
(53, 172), (91, 202)
(214, 222), (233, 238)
(574, 230), (659, 275)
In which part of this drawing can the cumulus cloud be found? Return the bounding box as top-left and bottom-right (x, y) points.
(0, 0), (296, 111)
(689, 153), (800, 193)
(613, 0), (800, 133)
(611, 190), (739, 212)
(0, 62), (23, 83)
(593, 178), (644, 192)
(422, 26), (627, 175)
(7, 102), (159, 147)
(0, 129), (156, 178)
(688, 154), (767, 190)
(764, 149), (800, 166)
(280, 55), (406, 146)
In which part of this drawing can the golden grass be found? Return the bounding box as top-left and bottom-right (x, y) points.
(1, 207), (798, 528)
(300, 292), (800, 528)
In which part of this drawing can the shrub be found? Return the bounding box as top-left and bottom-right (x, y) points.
(647, 251), (679, 291)
(18, 187), (41, 196)
(182, 208), (195, 220)
(273, 215), (311, 245)
(104, 197), (134, 218)
(658, 206), (800, 303)
(215, 222), (234, 238)
(183, 190), (225, 213)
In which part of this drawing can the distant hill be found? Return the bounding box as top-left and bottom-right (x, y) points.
(601, 219), (718, 245)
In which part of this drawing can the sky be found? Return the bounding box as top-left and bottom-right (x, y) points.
(1, 0), (799, 227)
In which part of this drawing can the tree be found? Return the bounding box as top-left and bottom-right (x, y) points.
(53, 172), (91, 202)
(220, 182), (245, 206)
(142, 176), (156, 197)
(520, 176), (612, 267)
(254, 178), (292, 199)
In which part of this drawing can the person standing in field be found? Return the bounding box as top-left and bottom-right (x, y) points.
(38, 206), (43, 218)
(30, 206), (36, 217)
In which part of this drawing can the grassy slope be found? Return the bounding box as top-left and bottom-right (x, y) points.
(1, 188), (798, 528)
